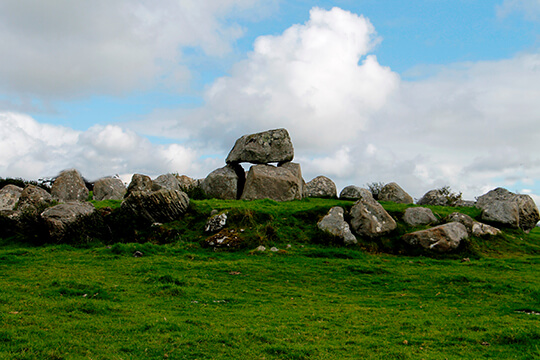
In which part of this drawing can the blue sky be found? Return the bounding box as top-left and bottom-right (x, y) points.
(1, 0), (540, 204)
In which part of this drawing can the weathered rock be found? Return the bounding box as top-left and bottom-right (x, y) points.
(205, 212), (228, 232)
(417, 189), (449, 207)
(350, 196), (397, 238)
(403, 207), (437, 226)
(378, 182), (414, 204)
(121, 189), (190, 224)
(175, 175), (199, 191)
(402, 222), (468, 252)
(203, 229), (244, 250)
(93, 178), (126, 201)
(339, 186), (373, 201)
(152, 174), (181, 192)
(41, 201), (107, 241)
(446, 212), (501, 237)
(241, 163), (304, 201)
(0, 185), (23, 211)
(51, 169), (89, 202)
(201, 165), (244, 200)
(317, 206), (357, 245)
(17, 185), (55, 214)
(305, 176), (337, 198)
(126, 174), (153, 196)
(226, 128), (294, 164)
(476, 188), (539, 232)
(446, 212), (475, 230)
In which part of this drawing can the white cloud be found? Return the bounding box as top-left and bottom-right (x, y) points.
(0, 0), (275, 99)
(497, 0), (540, 21)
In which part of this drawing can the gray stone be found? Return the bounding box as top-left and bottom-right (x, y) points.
(121, 189), (190, 224)
(0, 185), (23, 211)
(402, 222), (468, 253)
(403, 207), (437, 226)
(305, 176), (337, 198)
(226, 128), (294, 164)
(126, 174), (153, 196)
(446, 212), (501, 237)
(350, 196), (396, 238)
(201, 165), (243, 200)
(41, 201), (107, 241)
(93, 178), (126, 201)
(378, 182), (414, 204)
(205, 212), (228, 232)
(317, 206), (357, 245)
(152, 174), (181, 192)
(175, 175), (199, 192)
(17, 185), (55, 214)
(339, 186), (373, 201)
(417, 189), (449, 207)
(241, 163), (304, 201)
(51, 169), (89, 202)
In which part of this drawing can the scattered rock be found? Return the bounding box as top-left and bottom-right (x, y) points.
(41, 201), (108, 241)
(305, 176), (337, 198)
(133, 251), (143, 257)
(51, 169), (89, 202)
(121, 189), (190, 224)
(17, 185), (55, 214)
(241, 163), (304, 201)
(417, 189), (449, 207)
(339, 186), (373, 201)
(203, 229), (243, 249)
(270, 247), (279, 252)
(205, 212), (228, 232)
(378, 182), (414, 204)
(403, 207), (438, 226)
(317, 206), (357, 245)
(152, 173), (181, 192)
(350, 196), (397, 238)
(446, 212), (501, 237)
(126, 174), (153, 196)
(0, 184), (23, 211)
(226, 128), (294, 165)
(402, 222), (468, 252)
(201, 165), (244, 200)
(93, 177), (126, 201)
(255, 245), (266, 252)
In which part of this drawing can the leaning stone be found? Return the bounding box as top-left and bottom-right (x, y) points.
(402, 222), (468, 253)
(126, 174), (153, 196)
(201, 165), (244, 200)
(121, 189), (189, 224)
(378, 182), (414, 204)
(51, 169), (89, 202)
(241, 163), (304, 201)
(350, 196), (396, 238)
(17, 185), (55, 214)
(205, 212), (228, 232)
(93, 178), (126, 201)
(305, 176), (337, 198)
(226, 128), (294, 164)
(152, 174), (181, 192)
(317, 206), (357, 245)
(339, 186), (373, 201)
(403, 207), (437, 226)
(0, 185), (23, 211)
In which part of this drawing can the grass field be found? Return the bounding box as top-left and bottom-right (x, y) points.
(1, 198), (539, 359)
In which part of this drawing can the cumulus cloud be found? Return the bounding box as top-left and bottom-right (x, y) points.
(497, 0), (540, 21)
(0, 112), (212, 181)
(0, 0), (274, 99)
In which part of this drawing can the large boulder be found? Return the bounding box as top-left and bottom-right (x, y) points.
(41, 201), (108, 242)
(476, 188), (539, 233)
(241, 163), (304, 201)
(51, 169), (89, 202)
(402, 222), (468, 253)
(175, 175), (199, 192)
(93, 178), (126, 201)
(403, 207), (437, 226)
(305, 176), (337, 198)
(445, 212), (501, 237)
(378, 182), (414, 204)
(339, 186), (373, 201)
(317, 206), (357, 245)
(0, 185), (23, 211)
(201, 165), (244, 200)
(152, 174), (181, 192)
(121, 189), (190, 224)
(226, 128), (294, 165)
(350, 196), (396, 238)
(126, 174), (153, 196)
(17, 185), (55, 214)
(417, 189), (449, 207)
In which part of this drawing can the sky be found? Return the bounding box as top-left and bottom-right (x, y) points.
(1, 0), (540, 204)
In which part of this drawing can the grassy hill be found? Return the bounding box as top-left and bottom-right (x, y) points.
(1, 198), (539, 359)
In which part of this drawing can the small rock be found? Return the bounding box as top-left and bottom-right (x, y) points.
(205, 212), (228, 232)
(133, 251), (143, 257)
(270, 247), (279, 252)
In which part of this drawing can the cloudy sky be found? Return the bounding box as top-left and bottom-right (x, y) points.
(1, 0), (540, 204)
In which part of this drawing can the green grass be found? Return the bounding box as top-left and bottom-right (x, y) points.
(1, 198), (539, 359)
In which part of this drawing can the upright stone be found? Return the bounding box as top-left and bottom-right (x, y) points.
(226, 128), (294, 164)
(350, 196), (396, 238)
(126, 174), (153, 196)
(241, 163), (304, 202)
(201, 165), (243, 200)
(17, 185), (55, 214)
(0, 185), (23, 211)
(317, 206), (357, 245)
(51, 169), (89, 202)
(339, 186), (373, 201)
(152, 174), (181, 192)
(378, 182), (414, 204)
(305, 176), (337, 198)
(93, 178), (126, 201)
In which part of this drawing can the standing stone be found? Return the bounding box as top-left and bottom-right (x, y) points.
(417, 189), (449, 207)
(93, 178), (126, 201)
(378, 182), (414, 204)
(121, 189), (190, 224)
(403, 207), (438, 226)
(152, 174), (181, 192)
(317, 206), (357, 245)
(0, 185), (23, 211)
(402, 222), (468, 253)
(350, 196), (397, 238)
(17, 185), (55, 214)
(126, 174), (153, 196)
(176, 175), (199, 192)
(226, 128), (294, 164)
(305, 176), (337, 198)
(201, 165), (244, 200)
(51, 169), (89, 202)
(339, 186), (373, 201)
(241, 163), (304, 202)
